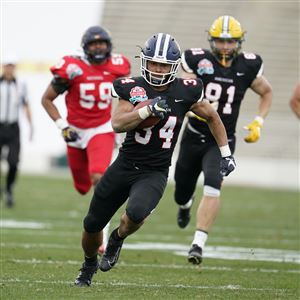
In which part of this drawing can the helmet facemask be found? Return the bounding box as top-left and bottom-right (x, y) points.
(140, 53), (180, 86)
(83, 39), (112, 64)
(208, 37), (243, 66)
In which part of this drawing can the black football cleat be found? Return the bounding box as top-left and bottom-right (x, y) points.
(188, 244), (203, 265)
(177, 207), (191, 228)
(74, 262), (99, 287)
(99, 233), (123, 272)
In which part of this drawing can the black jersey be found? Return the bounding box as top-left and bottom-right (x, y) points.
(182, 48), (263, 139)
(113, 77), (204, 169)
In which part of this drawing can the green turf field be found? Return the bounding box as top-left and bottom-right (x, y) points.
(1, 175), (299, 299)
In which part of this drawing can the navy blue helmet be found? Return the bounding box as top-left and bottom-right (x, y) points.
(140, 33), (181, 86)
(81, 26), (112, 63)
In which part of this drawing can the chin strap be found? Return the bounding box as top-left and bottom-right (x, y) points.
(220, 54), (226, 66)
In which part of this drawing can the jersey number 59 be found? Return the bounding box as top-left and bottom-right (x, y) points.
(79, 82), (112, 110)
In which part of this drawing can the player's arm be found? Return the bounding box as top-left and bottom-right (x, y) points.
(289, 82), (300, 119)
(41, 82), (61, 122)
(191, 100), (236, 176)
(41, 77), (78, 142)
(250, 75), (272, 119)
(111, 99), (145, 133)
(243, 76), (273, 143)
(191, 100), (228, 147)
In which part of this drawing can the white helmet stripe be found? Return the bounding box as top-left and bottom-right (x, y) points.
(223, 15), (230, 33)
(162, 34), (171, 59)
(154, 33), (163, 58)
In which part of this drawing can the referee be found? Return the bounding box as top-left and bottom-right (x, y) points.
(0, 56), (33, 207)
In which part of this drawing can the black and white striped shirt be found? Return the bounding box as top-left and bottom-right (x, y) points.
(0, 77), (28, 124)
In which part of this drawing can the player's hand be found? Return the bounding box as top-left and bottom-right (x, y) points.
(220, 155), (236, 176)
(148, 96), (170, 120)
(62, 127), (79, 142)
(244, 117), (263, 143)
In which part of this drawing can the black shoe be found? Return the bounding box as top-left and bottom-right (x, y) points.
(188, 244), (203, 265)
(99, 233), (123, 272)
(5, 192), (14, 208)
(74, 262), (99, 287)
(177, 207), (191, 228)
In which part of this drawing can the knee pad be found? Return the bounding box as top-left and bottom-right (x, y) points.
(83, 213), (102, 233)
(125, 206), (147, 224)
(203, 185), (220, 197)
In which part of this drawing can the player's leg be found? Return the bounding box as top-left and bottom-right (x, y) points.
(67, 146), (92, 195)
(174, 127), (203, 228)
(188, 140), (235, 265)
(99, 168), (168, 272)
(75, 155), (130, 286)
(86, 132), (115, 253)
(5, 125), (20, 207)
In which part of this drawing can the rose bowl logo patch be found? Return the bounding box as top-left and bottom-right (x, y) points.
(66, 64), (83, 80)
(197, 59), (214, 75)
(129, 86), (148, 104)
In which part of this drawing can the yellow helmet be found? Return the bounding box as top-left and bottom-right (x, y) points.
(208, 16), (245, 65)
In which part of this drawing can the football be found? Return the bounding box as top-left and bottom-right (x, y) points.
(134, 99), (160, 129)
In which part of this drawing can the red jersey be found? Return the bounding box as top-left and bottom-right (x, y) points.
(51, 53), (130, 128)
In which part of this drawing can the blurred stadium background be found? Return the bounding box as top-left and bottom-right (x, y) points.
(2, 0), (299, 189)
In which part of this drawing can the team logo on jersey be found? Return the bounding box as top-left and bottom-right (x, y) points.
(197, 59), (214, 75)
(66, 64), (83, 80)
(129, 86), (148, 104)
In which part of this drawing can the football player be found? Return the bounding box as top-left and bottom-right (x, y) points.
(74, 33), (235, 286)
(41, 26), (130, 254)
(174, 16), (273, 265)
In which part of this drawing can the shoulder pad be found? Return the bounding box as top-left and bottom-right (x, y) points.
(182, 49), (211, 74)
(113, 77), (149, 104)
(108, 54), (131, 77)
(50, 56), (83, 80)
(178, 78), (204, 103)
(240, 52), (263, 77)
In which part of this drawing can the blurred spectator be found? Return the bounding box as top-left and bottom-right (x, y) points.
(0, 55), (33, 207)
(289, 81), (300, 119)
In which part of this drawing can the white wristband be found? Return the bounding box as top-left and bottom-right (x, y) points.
(55, 118), (69, 130)
(219, 145), (231, 157)
(255, 116), (264, 126)
(138, 106), (151, 120)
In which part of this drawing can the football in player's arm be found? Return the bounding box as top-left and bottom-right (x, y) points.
(174, 15), (272, 265)
(41, 26), (130, 255)
(73, 33), (235, 287)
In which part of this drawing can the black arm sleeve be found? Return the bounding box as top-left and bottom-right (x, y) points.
(51, 76), (70, 94)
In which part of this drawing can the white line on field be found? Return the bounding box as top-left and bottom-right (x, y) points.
(1, 242), (299, 263)
(0, 278), (291, 293)
(2, 258), (300, 274)
(1, 229), (297, 245)
(1, 219), (299, 236)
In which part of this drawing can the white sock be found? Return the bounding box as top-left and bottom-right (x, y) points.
(179, 198), (193, 209)
(102, 222), (110, 247)
(192, 230), (208, 249)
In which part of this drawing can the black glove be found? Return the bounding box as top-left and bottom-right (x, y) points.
(62, 127), (79, 142)
(148, 96), (170, 120)
(220, 155), (236, 176)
